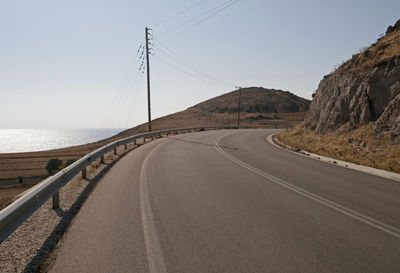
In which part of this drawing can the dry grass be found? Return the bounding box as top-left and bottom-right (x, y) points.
(276, 124), (400, 173)
(339, 31), (400, 73)
(0, 187), (31, 210)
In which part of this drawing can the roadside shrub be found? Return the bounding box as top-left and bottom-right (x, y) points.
(66, 159), (77, 166)
(310, 123), (317, 131)
(292, 128), (303, 136)
(46, 158), (63, 175)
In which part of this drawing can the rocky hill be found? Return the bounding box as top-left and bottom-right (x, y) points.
(278, 19), (400, 173)
(304, 19), (400, 137)
(120, 87), (310, 135)
(192, 87), (310, 114)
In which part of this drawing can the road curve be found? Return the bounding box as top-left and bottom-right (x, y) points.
(49, 129), (400, 273)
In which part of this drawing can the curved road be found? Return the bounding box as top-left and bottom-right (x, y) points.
(49, 129), (400, 273)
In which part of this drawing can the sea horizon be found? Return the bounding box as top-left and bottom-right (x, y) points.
(0, 128), (126, 154)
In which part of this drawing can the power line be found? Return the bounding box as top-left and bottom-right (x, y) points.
(153, 0), (208, 28)
(155, 40), (235, 87)
(115, 72), (144, 126)
(105, 67), (145, 128)
(126, 78), (144, 127)
(102, 72), (141, 128)
(99, 60), (137, 128)
(99, 43), (144, 128)
(156, 0), (235, 37)
(153, 53), (229, 87)
(119, 1), (240, 129)
(154, 41), (235, 88)
(158, 0), (240, 44)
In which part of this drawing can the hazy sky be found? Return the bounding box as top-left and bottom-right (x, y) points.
(1, 0), (399, 129)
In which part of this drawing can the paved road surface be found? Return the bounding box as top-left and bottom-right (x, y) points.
(49, 129), (400, 273)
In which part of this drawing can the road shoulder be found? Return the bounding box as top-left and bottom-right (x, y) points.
(267, 133), (400, 183)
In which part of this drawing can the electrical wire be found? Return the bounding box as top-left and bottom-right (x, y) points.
(99, 44), (144, 128)
(154, 40), (235, 87)
(105, 67), (145, 128)
(153, 53), (230, 87)
(153, 0), (208, 28)
(102, 0), (239, 128)
(158, 0), (240, 44)
(126, 75), (145, 127)
(160, 0), (240, 44)
(156, 0), (235, 37)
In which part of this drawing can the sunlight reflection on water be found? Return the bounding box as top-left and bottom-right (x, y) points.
(0, 129), (124, 153)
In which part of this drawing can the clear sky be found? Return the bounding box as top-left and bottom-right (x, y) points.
(1, 0), (399, 129)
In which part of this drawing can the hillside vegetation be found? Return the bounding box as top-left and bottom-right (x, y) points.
(341, 22), (400, 72)
(277, 19), (400, 173)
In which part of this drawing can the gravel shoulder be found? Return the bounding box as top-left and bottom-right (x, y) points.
(0, 141), (141, 273)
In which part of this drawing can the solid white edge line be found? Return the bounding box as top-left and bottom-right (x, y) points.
(140, 140), (168, 273)
(213, 135), (400, 239)
(266, 133), (400, 183)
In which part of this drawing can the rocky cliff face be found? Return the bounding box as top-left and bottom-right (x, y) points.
(304, 19), (400, 137)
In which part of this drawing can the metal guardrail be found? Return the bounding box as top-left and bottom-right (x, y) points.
(0, 126), (234, 243)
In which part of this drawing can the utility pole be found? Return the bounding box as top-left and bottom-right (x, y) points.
(237, 87), (242, 129)
(145, 27), (152, 132)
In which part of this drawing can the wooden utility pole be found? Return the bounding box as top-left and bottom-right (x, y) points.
(145, 27), (152, 132)
(237, 87), (242, 129)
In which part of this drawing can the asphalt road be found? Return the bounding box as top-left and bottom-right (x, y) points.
(49, 129), (400, 273)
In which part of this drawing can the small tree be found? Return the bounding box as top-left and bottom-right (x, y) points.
(46, 158), (63, 175)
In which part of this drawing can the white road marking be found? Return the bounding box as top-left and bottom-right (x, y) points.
(140, 141), (168, 273)
(266, 133), (400, 183)
(213, 136), (400, 239)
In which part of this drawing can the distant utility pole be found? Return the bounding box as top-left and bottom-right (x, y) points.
(236, 86), (242, 129)
(145, 27), (152, 132)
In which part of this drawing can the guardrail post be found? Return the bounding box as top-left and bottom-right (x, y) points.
(134, 139), (137, 145)
(114, 147), (117, 155)
(52, 191), (59, 209)
(143, 136), (146, 143)
(82, 168), (87, 179)
(101, 155), (105, 164)
(124, 143), (127, 150)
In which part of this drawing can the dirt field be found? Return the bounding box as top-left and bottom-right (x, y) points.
(0, 187), (31, 211)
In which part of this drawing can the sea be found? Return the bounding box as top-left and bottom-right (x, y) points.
(0, 128), (125, 153)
